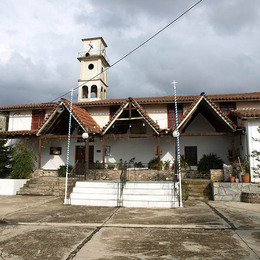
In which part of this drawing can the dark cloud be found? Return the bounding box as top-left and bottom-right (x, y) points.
(0, 0), (259, 107)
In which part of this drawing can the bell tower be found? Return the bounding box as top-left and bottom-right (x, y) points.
(77, 37), (110, 102)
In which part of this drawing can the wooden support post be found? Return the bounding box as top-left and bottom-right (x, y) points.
(38, 137), (42, 169)
(86, 138), (90, 170)
(102, 136), (106, 169)
(24, 138), (28, 148)
(157, 136), (161, 170)
(232, 136), (235, 162)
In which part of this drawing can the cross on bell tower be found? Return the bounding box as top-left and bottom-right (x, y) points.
(77, 37), (110, 102)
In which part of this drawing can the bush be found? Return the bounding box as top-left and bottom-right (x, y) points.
(0, 136), (13, 178)
(11, 144), (36, 179)
(57, 165), (73, 177)
(198, 153), (223, 173)
(148, 157), (163, 170)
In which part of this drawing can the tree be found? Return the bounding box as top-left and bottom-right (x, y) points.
(251, 126), (260, 179)
(11, 143), (36, 179)
(0, 136), (13, 178)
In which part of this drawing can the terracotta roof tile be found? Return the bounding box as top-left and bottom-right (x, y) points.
(0, 103), (55, 111)
(101, 97), (160, 134)
(75, 92), (260, 107)
(0, 130), (37, 136)
(61, 99), (100, 132)
(174, 94), (236, 131)
(231, 109), (260, 118)
(129, 97), (161, 132)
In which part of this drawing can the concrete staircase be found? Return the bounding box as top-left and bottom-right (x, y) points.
(17, 177), (77, 197)
(182, 179), (212, 201)
(70, 181), (179, 208)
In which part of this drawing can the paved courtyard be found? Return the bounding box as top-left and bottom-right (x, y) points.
(0, 196), (259, 259)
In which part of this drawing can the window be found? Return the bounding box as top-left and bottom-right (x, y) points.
(220, 102), (236, 117)
(50, 147), (62, 155)
(168, 104), (183, 128)
(88, 64), (94, 70)
(185, 146), (197, 166)
(31, 110), (45, 130)
(91, 85), (97, 98)
(220, 102), (236, 122)
(110, 106), (119, 120)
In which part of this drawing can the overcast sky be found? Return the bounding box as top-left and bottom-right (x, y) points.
(0, 0), (259, 106)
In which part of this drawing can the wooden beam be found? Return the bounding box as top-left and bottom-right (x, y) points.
(104, 134), (156, 138)
(24, 138), (28, 148)
(232, 136), (235, 163)
(102, 136), (106, 169)
(86, 138), (90, 170)
(38, 137), (42, 169)
(116, 117), (143, 121)
(157, 136), (161, 170)
(180, 132), (235, 137)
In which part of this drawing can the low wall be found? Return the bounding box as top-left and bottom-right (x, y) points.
(0, 179), (29, 195)
(212, 182), (260, 202)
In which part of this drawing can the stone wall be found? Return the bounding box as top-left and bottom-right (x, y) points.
(212, 182), (260, 202)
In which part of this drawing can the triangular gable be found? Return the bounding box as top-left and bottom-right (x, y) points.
(102, 97), (160, 135)
(37, 99), (100, 136)
(174, 94), (236, 133)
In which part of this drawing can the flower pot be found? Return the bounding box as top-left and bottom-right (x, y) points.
(242, 174), (250, 183)
(165, 166), (170, 170)
(230, 176), (235, 182)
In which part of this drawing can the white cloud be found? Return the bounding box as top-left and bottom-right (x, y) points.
(0, 0), (259, 106)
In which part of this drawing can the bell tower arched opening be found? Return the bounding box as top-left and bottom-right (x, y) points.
(77, 37), (110, 102)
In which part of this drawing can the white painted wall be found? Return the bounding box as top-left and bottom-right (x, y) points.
(236, 101), (260, 109)
(180, 135), (238, 164)
(8, 110), (32, 131)
(87, 107), (110, 128)
(245, 119), (260, 182)
(142, 104), (168, 129)
(185, 113), (216, 133)
(0, 179), (28, 195)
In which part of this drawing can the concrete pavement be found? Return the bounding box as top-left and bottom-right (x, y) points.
(0, 196), (259, 259)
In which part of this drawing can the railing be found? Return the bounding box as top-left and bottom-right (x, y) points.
(78, 50), (110, 64)
(117, 162), (128, 206)
(72, 161), (177, 182)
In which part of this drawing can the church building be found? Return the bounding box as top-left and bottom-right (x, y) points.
(0, 37), (260, 183)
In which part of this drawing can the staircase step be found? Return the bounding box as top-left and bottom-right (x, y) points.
(70, 181), (178, 208)
(17, 177), (76, 197)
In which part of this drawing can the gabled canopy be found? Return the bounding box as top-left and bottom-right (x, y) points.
(102, 97), (161, 135)
(174, 94), (236, 133)
(37, 99), (100, 136)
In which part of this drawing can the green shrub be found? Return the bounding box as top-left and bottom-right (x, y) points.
(198, 153), (223, 173)
(57, 165), (73, 177)
(11, 144), (36, 179)
(148, 157), (163, 170)
(0, 136), (13, 178)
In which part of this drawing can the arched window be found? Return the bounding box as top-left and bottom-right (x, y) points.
(82, 86), (88, 99)
(91, 85), (97, 98)
(100, 87), (103, 99)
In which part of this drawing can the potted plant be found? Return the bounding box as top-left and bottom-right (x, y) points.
(108, 164), (115, 170)
(164, 160), (170, 170)
(118, 159), (123, 170)
(242, 172), (250, 183)
(134, 161), (144, 168)
(239, 156), (250, 183)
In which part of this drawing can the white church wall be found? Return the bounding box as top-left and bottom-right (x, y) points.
(90, 136), (175, 166)
(245, 119), (260, 182)
(86, 107), (110, 128)
(40, 138), (71, 170)
(143, 104), (168, 129)
(236, 101), (260, 109)
(8, 110), (32, 131)
(185, 113), (216, 133)
(180, 135), (237, 164)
